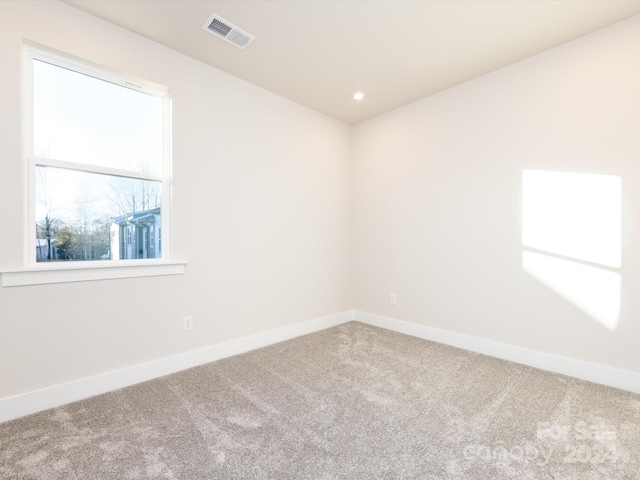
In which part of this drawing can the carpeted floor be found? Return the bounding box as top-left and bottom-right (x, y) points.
(1, 321), (639, 479)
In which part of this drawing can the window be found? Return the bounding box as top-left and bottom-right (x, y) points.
(25, 45), (171, 265)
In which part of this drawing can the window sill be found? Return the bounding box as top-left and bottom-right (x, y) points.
(0, 261), (186, 287)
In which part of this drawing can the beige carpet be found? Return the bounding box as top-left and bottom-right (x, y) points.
(1, 322), (638, 479)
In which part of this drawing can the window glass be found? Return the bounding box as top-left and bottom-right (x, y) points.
(33, 60), (164, 175)
(28, 49), (169, 264)
(35, 166), (162, 261)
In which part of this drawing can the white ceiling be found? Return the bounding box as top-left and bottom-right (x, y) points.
(64, 0), (640, 125)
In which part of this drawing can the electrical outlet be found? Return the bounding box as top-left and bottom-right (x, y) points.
(183, 316), (194, 332)
(390, 293), (397, 305)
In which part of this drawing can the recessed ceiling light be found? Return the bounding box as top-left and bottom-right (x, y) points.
(352, 91), (366, 101)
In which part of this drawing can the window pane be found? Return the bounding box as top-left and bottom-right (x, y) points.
(36, 166), (162, 262)
(33, 60), (164, 175)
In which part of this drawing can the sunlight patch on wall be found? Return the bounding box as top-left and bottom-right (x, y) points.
(522, 169), (621, 267)
(522, 170), (621, 331)
(523, 251), (620, 330)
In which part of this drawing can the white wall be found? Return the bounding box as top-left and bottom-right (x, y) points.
(353, 15), (640, 373)
(0, 1), (352, 399)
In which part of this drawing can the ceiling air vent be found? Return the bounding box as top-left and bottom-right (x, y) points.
(202, 13), (255, 50)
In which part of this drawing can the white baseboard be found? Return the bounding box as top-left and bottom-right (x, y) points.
(0, 310), (354, 424)
(6, 309), (634, 424)
(355, 310), (640, 394)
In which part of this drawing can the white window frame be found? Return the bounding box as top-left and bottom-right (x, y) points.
(0, 44), (184, 287)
